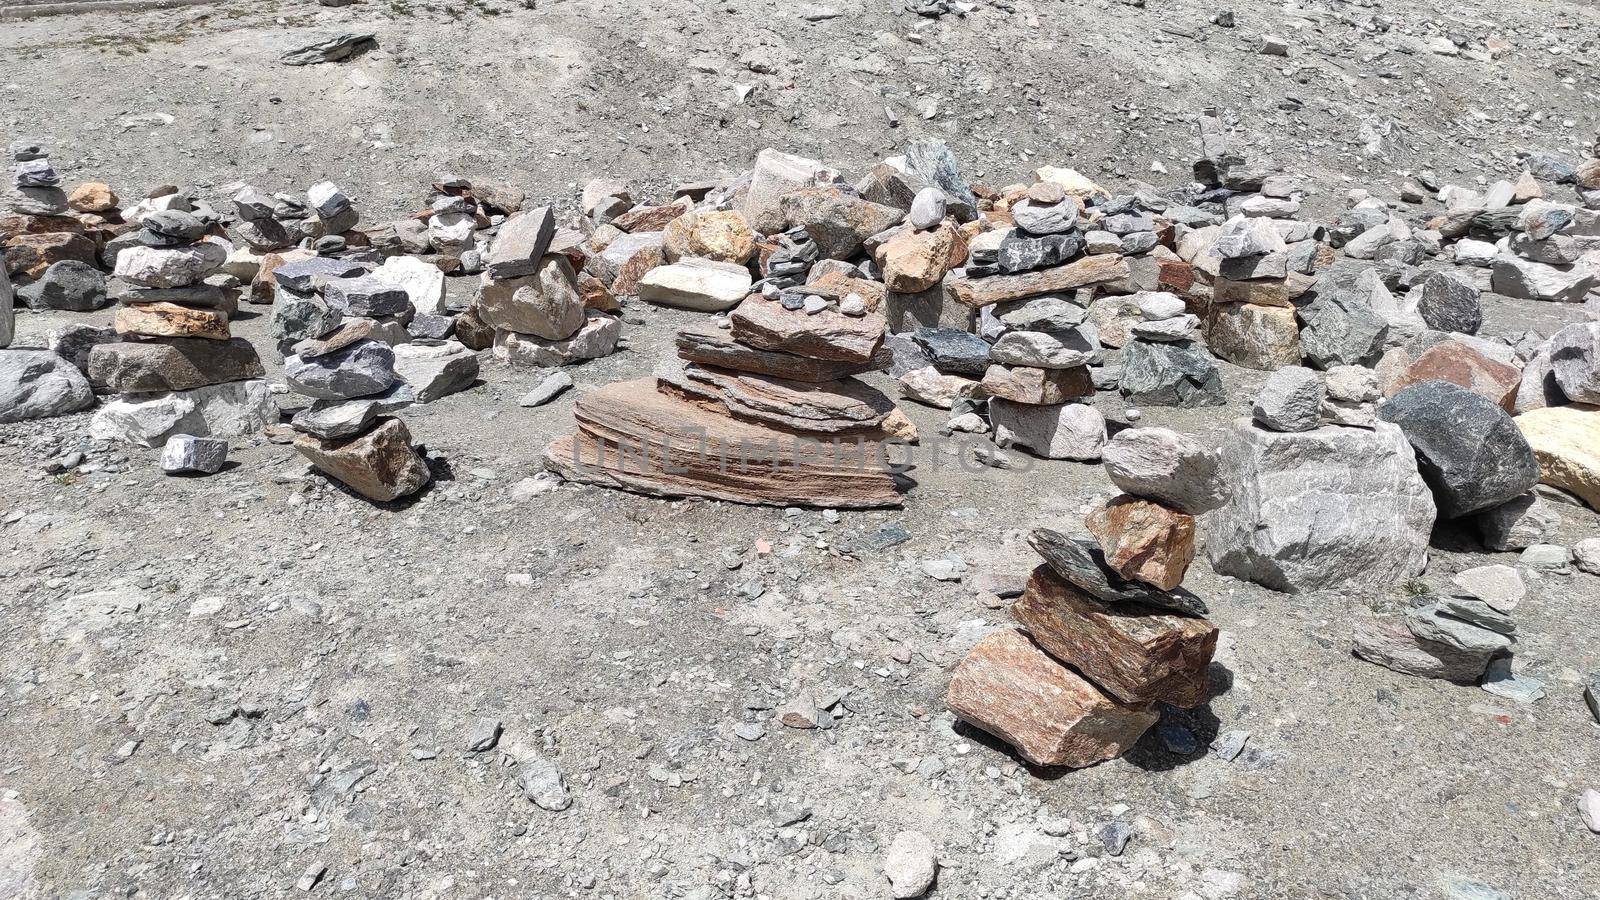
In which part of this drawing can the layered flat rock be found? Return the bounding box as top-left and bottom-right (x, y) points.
(729, 297), (887, 364)
(1011, 565), (1217, 709)
(543, 378), (903, 508)
(675, 323), (892, 382)
(1026, 528), (1208, 615)
(1351, 612), (1495, 683)
(672, 364), (895, 434)
(949, 255), (1128, 308)
(88, 337), (264, 392)
(294, 416), (431, 502)
(946, 628), (1158, 769)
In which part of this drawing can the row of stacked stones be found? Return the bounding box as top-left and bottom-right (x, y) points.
(946, 427), (1224, 767)
(87, 209), (274, 448)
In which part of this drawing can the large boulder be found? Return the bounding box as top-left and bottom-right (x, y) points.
(1297, 272), (1389, 368)
(0, 349), (94, 423)
(1548, 321), (1600, 404)
(88, 379), (274, 447)
(1377, 381), (1540, 518)
(1205, 419), (1436, 593)
(478, 256), (587, 340)
(88, 337), (265, 392)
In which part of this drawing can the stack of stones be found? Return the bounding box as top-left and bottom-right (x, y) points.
(544, 286), (908, 508)
(285, 323), (430, 503)
(6, 138), (67, 216)
(3, 141), (99, 289)
(946, 426), (1224, 768)
(1353, 567), (1520, 685)
(480, 206), (622, 368)
(1200, 214), (1308, 371)
(88, 210), (272, 447)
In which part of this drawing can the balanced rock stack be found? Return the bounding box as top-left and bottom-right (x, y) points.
(285, 324), (431, 503)
(481, 206), (622, 368)
(3, 140), (100, 285)
(87, 210), (273, 447)
(947, 426), (1223, 768)
(543, 286), (908, 508)
(1352, 564), (1521, 684)
(5, 138), (68, 217)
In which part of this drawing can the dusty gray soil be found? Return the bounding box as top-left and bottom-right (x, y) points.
(2, 1), (1599, 898)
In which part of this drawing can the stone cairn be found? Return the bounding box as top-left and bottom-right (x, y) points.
(86, 208), (274, 448)
(478, 205), (623, 369)
(946, 425), (1224, 768)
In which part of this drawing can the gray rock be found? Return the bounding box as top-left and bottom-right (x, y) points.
(465, 717), (503, 753)
(1520, 543), (1572, 572)
(1435, 596), (1515, 635)
(903, 138), (977, 221)
(989, 328), (1099, 369)
(1414, 270), (1481, 335)
(996, 232), (1081, 274)
(486, 206), (556, 281)
(272, 257), (367, 293)
(280, 32), (377, 66)
(285, 339), (397, 400)
(1575, 538), (1600, 576)
(1298, 273), (1390, 368)
(1212, 215), (1286, 258)
(291, 384), (415, 439)
(1479, 658), (1545, 704)
(407, 313), (454, 340)
(1205, 420), (1436, 593)
(323, 275), (412, 318)
(160, 434), (229, 475)
(1118, 339), (1226, 408)
(0, 349), (95, 422)
(17, 260), (107, 312)
(1450, 564), (1525, 612)
(1547, 321), (1600, 404)
(1377, 381), (1540, 519)
(992, 294), (1085, 331)
(89, 380), (275, 447)
(1405, 604), (1513, 654)
(908, 188), (946, 230)
(1514, 347), (1566, 414)
(519, 754), (572, 811)
(910, 327), (991, 375)
(0, 262), (11, 348)
(882, 830), (937, 899)
(142, 210), (207, 246)
(48, 323), (118, 374)
(1352, 612), (1494, 683)
(391, 340), (479, 403)
(1253, 366), (1325, 432)
(519, 371), (574, 407)
(271, 287), (344, 349)
(1010, 198), (1078, 236)
(1102, 426), (1229, 513)
(990, 399), (1106, 460)
(1491, 255), (1595, 303)
(1476, 493), (1555, 552)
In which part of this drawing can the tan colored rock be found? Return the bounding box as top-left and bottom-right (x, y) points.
(662, 210), (757, 265)
(949, 254), (1128, 308)
(638, 258), (753, 312)
(610, 242), (665, 297)
(898, 366), (982, 409)
(1211, 272), (1316, 308)
(114, 302), (231, 341)
(478, 255), (587, 340)
(874, 222), (957, 293)
(67, 182), (119, 213)
(1386, 342), (1520, 413)
(1577, 158), (1600, 191)
(578, 272), (619, 313)
(980, 364), (1092, 405)
(780, 188), (905, 259)
(251, 248), (315, 303)
(0, 213), (86, 241)
(1011, 565), (1217, 708)
(454, 301), (495, 351)
(1205, 302), (1301, 370)
(1516, 404), (1600, 509)
(880, 407), (918, 444)
(1084, 495), (1197, 590)
(729, 296), (886, 363)
(1511, 171), (1543, 203)
(945, 628), (1157, 768)
(294, 417), (431, 502)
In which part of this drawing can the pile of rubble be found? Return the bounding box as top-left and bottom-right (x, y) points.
(480, 206), (623, 368)
(947, 427), (1222, 767)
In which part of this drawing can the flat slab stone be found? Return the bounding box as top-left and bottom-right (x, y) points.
(88, 337), (264, 393)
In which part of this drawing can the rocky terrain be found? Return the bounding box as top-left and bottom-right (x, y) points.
(2, 1), (1600, 899)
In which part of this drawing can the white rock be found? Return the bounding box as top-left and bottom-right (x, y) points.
(392, 340), (479, 403)
(991, 399), (1106, 460)
(897, 366), (978, 409)
(375, 255), (447, 316)
(89, 379), (274, 447)
(493, 312), (622, 367)
(883, 830), (938, 898)
(637, 258), (752, 312)
(113, 241), (228, 288)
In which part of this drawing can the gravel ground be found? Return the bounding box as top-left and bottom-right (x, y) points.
(2, 1), (1599, 898)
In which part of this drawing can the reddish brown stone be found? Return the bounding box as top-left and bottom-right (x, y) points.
(729, 296), (886, 363)
(294, 417), (431, 502)
(1084, 495), (1197, 590)
(980, 364), (1093, 405)
(0, 214), (86, 241)
(3, 232), (97, 279)
(1011, 565), (1217, 708)
(1156, 256), (1196, 295)
(612, 198), (692, 233)
(946, 628), (1158, 768)
(1386, 342), (1520, 412)
(611, 244), (664, 297)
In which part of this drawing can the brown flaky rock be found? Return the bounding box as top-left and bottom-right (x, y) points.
(1084, 495), (1197, 590)
(1211, 273), (1316, 308)
(729, 296), (887, 363)
(612, 198), (693, 233)
(114, 302), (231, 341)
(873, 222), (958, 293)
(1386, 342), (1519, 413)
(946, 628), (1158, 768)
(68, 183), (119, 213)
(949, 254), (1128, 308)
(543, 378), (903, 508)
(670, 364), (894, 434)
(980, 364), (1093, 405)
(662, 209), (757, 265)
(294, 417), (431, 502)
(1011, 565), (1217, 708)
(3, 232), (98, 279)
(676, 323), (891, 382)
